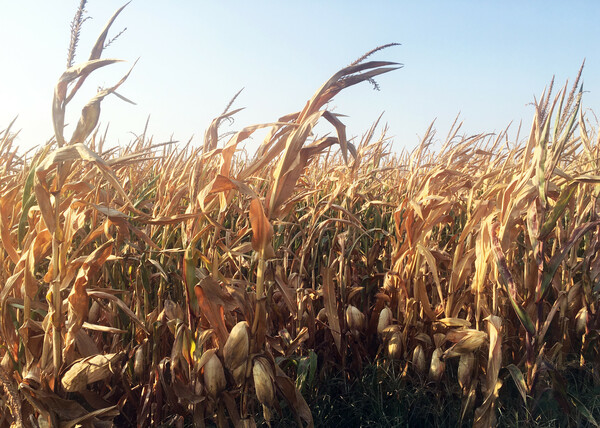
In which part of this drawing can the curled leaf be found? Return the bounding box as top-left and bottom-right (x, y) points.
(249, 198), (274, 258)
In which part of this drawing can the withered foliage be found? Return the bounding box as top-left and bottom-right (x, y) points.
(1, 3), (599, 428)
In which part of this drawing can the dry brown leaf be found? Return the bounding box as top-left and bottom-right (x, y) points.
(249, 198), (274, 258)
(64, 240), (114, 359)
(61, 352), (123, 392)
(69, 59), (136, 145)
(87, 290), (149, 335)
(274, 364), (314, 427)
(473, 315), (503, 427)
(0, 190), (20, 264)
(323, 268), (342, 353)
(194, 277), (232, 347)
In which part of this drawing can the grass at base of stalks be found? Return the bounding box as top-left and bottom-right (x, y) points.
(248, 360), (600, 428)
(255, 361), (466, 427)
(306, 367), (461, 427)
(497, 362), (600, 428)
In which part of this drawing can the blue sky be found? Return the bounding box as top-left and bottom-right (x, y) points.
(1, 1), (599, 154)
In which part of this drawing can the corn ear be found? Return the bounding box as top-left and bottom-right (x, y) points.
(377, 307), (393, 336)
(253, 357), (275, 406)
(438, 317), (471, 328)
(429, 348), (445, 381)
(386, 330), (403, 359)
(232, 364), (247, 386)
(458, 352), (475, 393)
(575, 307), (587, 336)
(88, 300), (100, 324)
(203, 353), (226, 399)
(345, 305), (365, 333)
(433, 333), (446, 349)
(223, 321), (250, 372)
(444, 329), (488, 358)
(134, 346), (144, 379)
(412, 344), (427, 373)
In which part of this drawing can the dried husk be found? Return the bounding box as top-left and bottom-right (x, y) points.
(381, 324), (401, 342)
(377, 307), (393, 336)
(444, 329), (488, 358)
(223, 321), (250, 372)
(438, 317), (471, 328)
(433, 333), (446, 349)
(88, 300), (101, 324)
(232, 364), (247, 385)
(429, 348), (445, 381)
(575, 307), (587, 336)
(203, 353), (226, 399)
(458, 352), (475, 392)
(386, 330), (403, 359)
(133, 346), (144, 379)
(412, 344), (427, 373)
(253, 357), (275, 406)
(345, 305), (365, 332)
(456, 330), (487, 352)
(62, 353), (122, 392)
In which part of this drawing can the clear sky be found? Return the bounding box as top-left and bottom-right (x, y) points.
(1, 1), (599, 155)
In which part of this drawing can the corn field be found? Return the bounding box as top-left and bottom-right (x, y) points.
(1, 4), (599, 428)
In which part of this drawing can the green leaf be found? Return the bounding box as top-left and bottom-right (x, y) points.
(18, 157), (42, 247)
(183, 245), (200, 316)
(296, 350), (318, 393)
(507, 293), (536, 336)
(569, 392), (599, 427)
(506, 364), (528, 404)
(307, 350), (317, 389)
(18, 194), (36, 248)
(539, 220), (600, 301)
(490, 225), (536, 335)
(539, 183), (577, 240)
(533, 101), (553, 208)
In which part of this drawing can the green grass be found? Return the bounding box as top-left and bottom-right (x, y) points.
(248, 360), (600, 428)
(497, 363), (600, 428)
